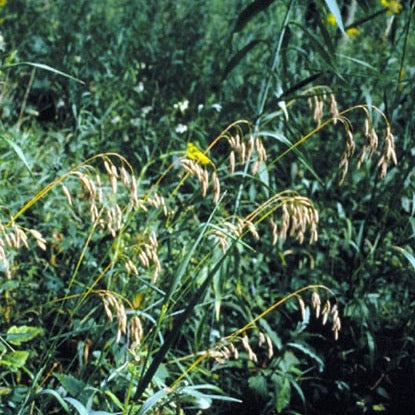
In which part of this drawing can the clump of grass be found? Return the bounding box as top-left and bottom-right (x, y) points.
(0, 112), (396, 413)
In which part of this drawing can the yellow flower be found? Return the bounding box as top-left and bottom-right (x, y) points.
(346, 27), (360, 38)
(381, 0), (402, 15)
(0, 0), (7, 8)
(186, 142), (212, 166)
(327, 13), (337, 26)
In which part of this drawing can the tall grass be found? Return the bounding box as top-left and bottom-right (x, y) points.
(1, 0), (415, 413)
(0, 101), (397, 413)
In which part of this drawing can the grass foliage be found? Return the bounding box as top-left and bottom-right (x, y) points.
(1, 0), (415, 414)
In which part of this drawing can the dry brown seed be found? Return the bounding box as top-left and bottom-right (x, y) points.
(103, 160), (113, 176)
(90, 203), (99, 222)
(110, 174), (117, 194)
(101, 297), (113, 322)
(270, 219), (278, 246)
(201, 169), (208, 197)
(312, 292), (321, 318)
(120, 166), (130, 187)
(61, 184), (73, 206)
(9, 231), (19, 249)
(240, 142), (246, 163)
(229, 342), (239, 360)
(115, 204), (123, 230)
(265, 334), (274, 359)
(330, 93), (339, 123)
(212, 172), (220, 203)
(246, 220), (259, 240)
(222, 346), (231, 360)
(245, 137), (254, 162)
(111, 164), (119, 179)
(75, 172), (95, 197)
(241, 335), (258, 363)
(3, 232), (11, 247)
(130, 315), (143, 346)
(333, 316), (341, 331)
(235, 134), (241, 151)
(258, 332), (265, 347)
(313, 96), (324, 125)
(149, 233), (158, 247)
(139, 251), (150, 267)
(251, 160), (260, 175)
(346, 129), (355, 157)
(229, 151), (236, 174)
(297, 296), (306, 321)
(370, 128), (379, 153)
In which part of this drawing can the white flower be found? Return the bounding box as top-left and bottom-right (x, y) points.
(197, 104), (204, 113)
(111, 116), (121, 125)
(211, 103), (222, 112)
(134, 82), (144, 93)
(175, 124), (188, 134)
(57, 98), (65, 109)
(174, 99), (189, 114)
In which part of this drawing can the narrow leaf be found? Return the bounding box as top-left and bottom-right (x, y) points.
(324, 0), (345, 33)
(277, 72), (324, 100)
(294, 23), (335, 69)
(287, 342), (324, 372)
(393, 246), (415, 270)
(64, 397), (89, 415)
(136, 389), (169, 415)
(2, 61), (85, 84)
(38, 389), (70, 413)
(234, 0), (276, 33)
(2, 136), (33, 177)
(222, 40), (262, 81)
(315, 10), (336, 57)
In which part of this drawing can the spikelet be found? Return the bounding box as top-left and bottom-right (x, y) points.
(337, 111), (397, 183)
(98, 291), (127, 343)
(0, 220), (48, 280)
(298, 292), (341, 340)
(58, 155), (145, 239)
(129, 315), (144, 361)
(297, 295), (306, 321)
(311, 292), (321, 318)
(123, 232), (161, 283)
(306, 86), (339, 125)
(258, 192), (319, 245)
(241, 334), (258, 363)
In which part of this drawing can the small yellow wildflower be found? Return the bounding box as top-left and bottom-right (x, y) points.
(186, 142), (212, 166)
(327, 13), (337, 26)
(0, 0), (6, 8)
(346, 27), (360, 38)
(381, 0), (402, 15)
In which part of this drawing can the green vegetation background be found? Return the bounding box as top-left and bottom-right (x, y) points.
(0, 0), (414, 414)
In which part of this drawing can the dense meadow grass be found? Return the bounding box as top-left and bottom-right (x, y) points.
(1, 1), (414, 414)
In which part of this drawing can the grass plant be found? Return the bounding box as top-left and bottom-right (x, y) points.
(1, 1), (415, 414)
